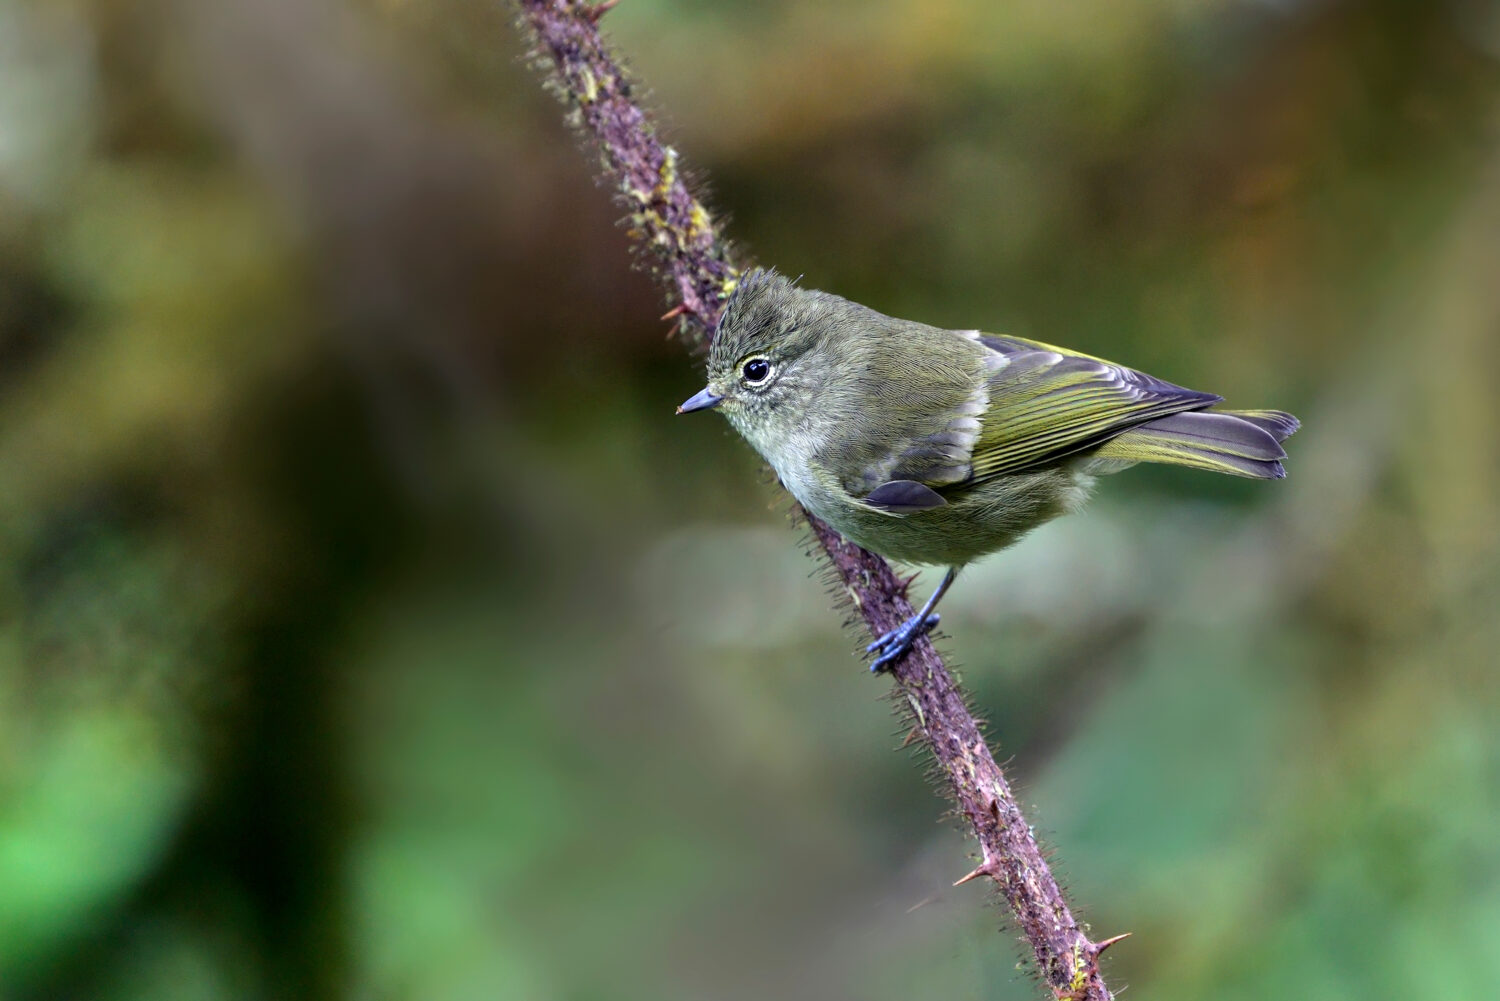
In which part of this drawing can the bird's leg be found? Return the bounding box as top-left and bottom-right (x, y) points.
(866, 567), (958, 673)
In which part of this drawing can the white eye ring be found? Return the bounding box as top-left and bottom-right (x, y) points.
(741, 357), (773, 386)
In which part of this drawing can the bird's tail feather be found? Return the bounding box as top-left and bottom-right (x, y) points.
(1090, 409), (1299, 479)
(1219, 409), (1301, 443)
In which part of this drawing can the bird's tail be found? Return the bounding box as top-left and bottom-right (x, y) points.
(1090, 409), (1300, 480)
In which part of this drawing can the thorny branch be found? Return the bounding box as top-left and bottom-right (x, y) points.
(513, 3), (1122, 997)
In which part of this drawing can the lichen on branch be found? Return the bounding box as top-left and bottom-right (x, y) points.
(519, 0), (735, 345)
(513, 3), (1120, 998)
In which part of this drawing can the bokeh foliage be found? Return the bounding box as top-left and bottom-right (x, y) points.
(2, 1), (1498, 999)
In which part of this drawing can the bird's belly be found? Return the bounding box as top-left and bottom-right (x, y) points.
(794, 467), (1093, 567)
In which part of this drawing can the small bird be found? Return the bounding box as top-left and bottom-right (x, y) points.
(677, 269), (1299, 672)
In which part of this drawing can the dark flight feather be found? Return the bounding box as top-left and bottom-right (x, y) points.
(865, 479), (950, 512)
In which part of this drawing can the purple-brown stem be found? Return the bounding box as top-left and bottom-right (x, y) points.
(513, 3), (1118, 997)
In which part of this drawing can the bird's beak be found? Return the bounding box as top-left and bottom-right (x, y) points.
(676, 387), (724, 414)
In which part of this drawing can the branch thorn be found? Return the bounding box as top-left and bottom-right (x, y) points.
(953, 863), (993, 887)
(1094, 932), (1132, 955)
(660, 303), (688, 321)
(583, 0), (620, 23)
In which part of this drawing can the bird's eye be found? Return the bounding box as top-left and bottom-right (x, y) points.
(741, 358), (773, 385)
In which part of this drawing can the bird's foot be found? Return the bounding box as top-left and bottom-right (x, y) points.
(866, 612), (941, 673)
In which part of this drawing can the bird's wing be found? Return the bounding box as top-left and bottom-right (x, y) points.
(818, 325), (995, 503)
(845, 328), (1217, 511)
(956, 333), (1221, 481)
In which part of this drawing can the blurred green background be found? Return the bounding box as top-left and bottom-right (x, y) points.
(3, 0), (1499, 998)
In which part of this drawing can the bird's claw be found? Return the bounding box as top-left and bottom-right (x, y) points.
(866, 613), (941, 673)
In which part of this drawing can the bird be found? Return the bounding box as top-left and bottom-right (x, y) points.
(677, 269), (1299, 672)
